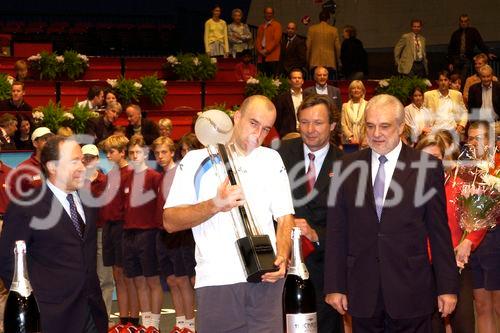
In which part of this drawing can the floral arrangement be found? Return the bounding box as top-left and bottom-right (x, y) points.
(28, 50), (89, 80)
(244, 74), (290, 100)
(164, 53), (217, 81)
(107, 75), (167, 106)
(31, 101), (99, 134)
(0, 73), (13, 101)
(454, 146), (499, 238)
(376, 76), (432, 104)
(204, 102), (238, 119)
(140, 74), (167, 105)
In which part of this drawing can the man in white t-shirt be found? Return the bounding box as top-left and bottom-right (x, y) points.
(164, 95), (295, 333)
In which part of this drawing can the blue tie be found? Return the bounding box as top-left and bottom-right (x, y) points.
(67, 194), (85, 238)
(373, 155), (387, 221)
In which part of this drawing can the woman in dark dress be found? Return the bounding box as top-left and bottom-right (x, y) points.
(340, 25), (368, 80)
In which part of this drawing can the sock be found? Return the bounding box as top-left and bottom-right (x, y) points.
(150, 313), (161, 329)
(185, 318), (195, 331)
(176, 315), (186, 328)
(141, 311), (152, 328)
(120, 317), (129, 325)
(129, 317), (140, 326)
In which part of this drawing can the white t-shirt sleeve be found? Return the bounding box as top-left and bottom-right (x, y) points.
(268, 150), (295, 219)
(164, 151), (198, 208)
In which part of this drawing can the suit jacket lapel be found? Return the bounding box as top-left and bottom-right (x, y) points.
(293, 142), (308, 200)
(365, 149), (377, 219)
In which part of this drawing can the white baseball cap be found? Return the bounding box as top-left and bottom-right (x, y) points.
(31, 127), (53, 141)
(81, 144), (99, 156)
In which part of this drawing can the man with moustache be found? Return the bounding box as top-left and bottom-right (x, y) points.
(278, 94), (343, 333)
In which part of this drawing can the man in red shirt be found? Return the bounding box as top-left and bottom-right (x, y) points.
(123, 134), (162, 330)
(8, 127), (53, 200)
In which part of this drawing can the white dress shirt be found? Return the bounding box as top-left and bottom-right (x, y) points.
(481, 84), (496, 120)
(371, 140), (403, 204)
(304, 143), (330, 182)
(315, 84), (328, 95)
(47, 181), (86, 223)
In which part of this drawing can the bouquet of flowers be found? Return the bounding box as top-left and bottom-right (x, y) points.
(454, 146), (500, 237)
(244, 74), (290, 100)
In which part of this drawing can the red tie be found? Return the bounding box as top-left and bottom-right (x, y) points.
(306, 153), (316, 193)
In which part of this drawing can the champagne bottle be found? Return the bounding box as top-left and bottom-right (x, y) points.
(4, 240), (41, 333)
(283, 227), (317, 333)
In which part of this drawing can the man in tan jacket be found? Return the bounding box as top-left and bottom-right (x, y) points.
(306, 10), (341, 79)
(394, 19), (428, 77)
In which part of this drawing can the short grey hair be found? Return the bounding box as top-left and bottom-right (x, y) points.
(366, 94), (404, 124)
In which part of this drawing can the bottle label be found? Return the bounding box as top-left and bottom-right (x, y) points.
(286, 312), (317, 333)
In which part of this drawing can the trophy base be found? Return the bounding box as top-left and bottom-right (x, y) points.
(237, 235), (278, 283)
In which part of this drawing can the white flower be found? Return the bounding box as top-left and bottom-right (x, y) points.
(476, 160), (493, 173)
(167, 56), (179, 65)
(77, 54), (89, 63)
(272, 79), (281, 87)
(193, 57), (200, 66)
(63, 112), (74, 120)
(246, 77), (259, 85)
(106, 79), (118, 88)
(133, 82), (142, 89)
(481, 174), (500, 191)
(32, 111), (44, 121)
(7, 76), (14, 85)
(210, 58), (217, 64)
(56, 55), (64, 63)
(378, 79), (389, 87)
(27, 54), (41, 61)
(424, 79), (432, 87)
(160, 80), (167, 86)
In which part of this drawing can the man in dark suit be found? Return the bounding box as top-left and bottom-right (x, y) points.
(278, 94), (343, 333)
(0, 136), (108, 333)
(303, 66), (342, 113)
(125, 104), (160, 146)
(274, 68), (304, 137)
(468, 64), (500, 119)
(280, 22), (306, 76)
(324, 94), (459, 332)
(0, 113), (18, 151)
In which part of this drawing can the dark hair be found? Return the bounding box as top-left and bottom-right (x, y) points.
(289, 68), (304, 79)
(411, 19), (422, 26)
(437, 70), (450, 80)
(343, 25), (357, 38)
(297, 94), (340, 125)
(12, 81), (25, 90)
(450, 73), (461, 83)
(40, 135), (69, 176)
(319, 10), (330, 22)
(410, 86), (425, 96)
(178, 132), (202, 151)
(241, 49), (252, 57)
(467, 120), (491, 136)
(87, 86), (103, 100)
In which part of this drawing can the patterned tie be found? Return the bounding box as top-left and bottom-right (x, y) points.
(415, 35), (421, 60)
(66, 193), (85, 238)
(306, 153), (316, 194)
(373, 155), (387, 221)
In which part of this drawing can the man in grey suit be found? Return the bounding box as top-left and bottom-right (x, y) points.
(394, 19), (428, 78)
(303, 66), (342, 112)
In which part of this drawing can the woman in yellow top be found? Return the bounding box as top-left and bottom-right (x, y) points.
(204, 5), (229, 57)
(341, 80), (368, 145)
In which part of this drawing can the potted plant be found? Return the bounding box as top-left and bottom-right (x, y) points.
(0, 73), (13, 101)
(32, 101), (73, 133)
(165, 53), (217, 81)
(69, 103), (100, 134)
(108, 77), (142, 105)
(376, 76), (432, 104)
(140, 74), (167, 106)
(244, 74), (290, 100)
(62, 50), (89, 80)
(28, 51), (62, 80)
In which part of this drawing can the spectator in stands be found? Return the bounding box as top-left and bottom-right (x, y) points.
(341, 80), (368, 145)
(81, 144), (115, 320)
(0, 114), (17, 150)
(279, 22), (306, 76)
(153, 136), (197, 333)
(394, 19), (428, 78)
(468, 65), (500, 120)
(340, 25), (368, 80)
(13, 114), (33, 150)
(86, 101), (121, 144)
(448, 14), (497, 82)
(104, 89), (118, 108)
(303, 66), (342, 112)
(114, 125), (127, 136)
(14, 60), (30, 82)
(123, 135), (163, 330)
(8, 127), (53, 199)
(424, 70), (468, 134)
(176, 133), (202, 160)
(158, 118), (173, 138)
(0, 81), (33, 112)
(450, 73), (462, 91)
(125, 104), (160, 146)
(463, 53), (498, 104)
(204, 5), (229, 58)
(234, 50), (258, 81)
(404, 86), (433, 144)
(78, 86), (104, 111)
(255, 7), (282, 76)
(228, 8), (252, 58)
(306, 10), (341, 80)
(274, 68), (304, 137)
